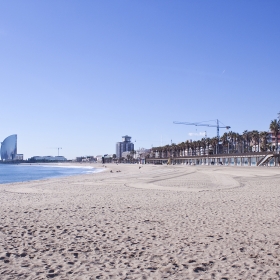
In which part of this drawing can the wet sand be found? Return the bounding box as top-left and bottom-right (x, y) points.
(0, 164), (280, 279)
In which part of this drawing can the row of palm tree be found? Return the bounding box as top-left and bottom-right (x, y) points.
(151, 119), (280, 158)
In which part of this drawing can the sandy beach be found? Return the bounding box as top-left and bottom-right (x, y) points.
(1, 163), (280, 279)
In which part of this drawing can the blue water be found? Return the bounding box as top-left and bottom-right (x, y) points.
(0, 164), (100, 184)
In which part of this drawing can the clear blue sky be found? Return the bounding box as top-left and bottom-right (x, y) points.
(1, 1), (279, 159)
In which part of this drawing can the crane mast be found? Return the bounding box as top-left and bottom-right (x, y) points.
(57, 147), (62, 156)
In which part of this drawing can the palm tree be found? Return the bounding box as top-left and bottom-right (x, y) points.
(194, 141), (200, 155)
(204, 137), (211, 155)
(196, 140), (202, 156)
(235, 133), (242, 153)
(162, 145), (168, 158)
(200, 138), (207, 155)
(232, 132), (239, 153)
(127, 154), (132, 163)
(190, 141), (195, 156)
(159, 147), (163, 158)
(185, 140), (191, 156)
(178, 142), (186, 157)
(170, 144), (175, 157)
(270, 119), (280, 152)
(150, 149), (155, 159)
(176, 144), (180, 157)
(251, 130), (260, 152)
(210, 137), (219, 154)
(259, 131), (269, 152)
(164, 145), (171, 158)
(220, 132), (229, 153)
(182, 142), (187, 157)
(166, 145), (171, 159)
(242, 130), (251, 153)
(227, 131), (235, 153)
(158, 147), (163, 158)
(130, 150), (136, 161)
(145, 154), (150, 164)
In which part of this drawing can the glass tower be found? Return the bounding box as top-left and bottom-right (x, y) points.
(1, 134), (17, 160)
(116, 135), (134, 158)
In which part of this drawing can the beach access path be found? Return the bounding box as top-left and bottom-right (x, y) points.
(0, 163), (280, 279)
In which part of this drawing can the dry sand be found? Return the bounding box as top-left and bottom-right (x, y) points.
(0, 163), (280, 279)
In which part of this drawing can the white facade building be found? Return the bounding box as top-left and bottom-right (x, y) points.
(31, 156), (67, 161)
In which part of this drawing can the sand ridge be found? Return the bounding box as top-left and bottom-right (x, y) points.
(0, 164), (280, 279)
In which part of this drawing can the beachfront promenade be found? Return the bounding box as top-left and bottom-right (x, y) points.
(147, 151), (280, 166)
(147, 119), (280, 167)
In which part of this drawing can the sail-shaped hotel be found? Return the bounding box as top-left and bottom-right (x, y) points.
(1, 134), (18, 160)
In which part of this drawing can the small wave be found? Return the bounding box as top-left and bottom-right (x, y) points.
(80, 169), (104, 174)
(0, 164), (104, 184)
(39, 165), (95, 170)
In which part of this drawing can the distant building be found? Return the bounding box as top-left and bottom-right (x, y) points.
(116, 135), (134, 158)
(103, 154), (113, 163)
(29, 156), (67, 162)
(76, 156), (96, 162)
(96, 154), (114, 164)
(1, 134), (17, 160)
(96, 155), (103, 163)
(136, 148), (151, 158)
(14, 154), (24, 160)
(122, 151), (132, 158)
(135, 148), (151, 164)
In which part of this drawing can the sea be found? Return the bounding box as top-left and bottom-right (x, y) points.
(0, 164), (100, 184)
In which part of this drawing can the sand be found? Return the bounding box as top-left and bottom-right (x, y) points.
(0, 163), (280, 279)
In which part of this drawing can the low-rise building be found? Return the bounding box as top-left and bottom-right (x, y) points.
(76, 156), (96, 162)
(122, 151), (132, 158)
(14, 154), (24, 160)
(96, 155), (103, 163)
(136, 148), (151, 159)
(103, 154), (113, 163)
(29, 156), (67, 162)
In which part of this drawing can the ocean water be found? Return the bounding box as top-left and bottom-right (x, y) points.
(0, 164), (100, 184)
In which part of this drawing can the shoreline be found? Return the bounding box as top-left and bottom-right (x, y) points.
(0, 163), (105, 185)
